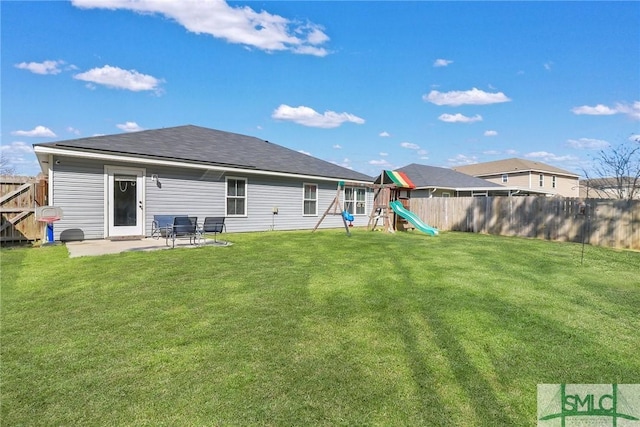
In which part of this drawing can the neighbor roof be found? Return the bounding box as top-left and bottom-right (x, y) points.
(34, 125), (372, 182)
(452, 158), (579, 177)
(396, 163), (505, 189)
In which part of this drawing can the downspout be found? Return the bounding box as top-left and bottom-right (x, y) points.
(47, 154), (54, 205)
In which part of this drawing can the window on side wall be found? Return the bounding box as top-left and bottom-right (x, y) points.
(226, 177), (247, 216)
(552, 175), (557, 188)
(539, 174), (544, 187)
(303, 183), (317, 216)
(344, 187), (366, 215)
(502, 174), (508, 183)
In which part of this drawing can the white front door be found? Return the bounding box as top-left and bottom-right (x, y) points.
(106, 166), (145, 237)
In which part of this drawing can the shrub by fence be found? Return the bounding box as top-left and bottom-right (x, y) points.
(411, 196), (640, 250)
(1, 175), (48, 243)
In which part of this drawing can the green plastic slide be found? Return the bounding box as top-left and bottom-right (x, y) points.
(389, 200), (439, 236)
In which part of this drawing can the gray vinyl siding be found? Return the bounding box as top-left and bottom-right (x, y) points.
(144, 166), (225, 235)
(144, 169), (371, 233)
(50, 156), (373, 240)
(51, 156), (106, 241)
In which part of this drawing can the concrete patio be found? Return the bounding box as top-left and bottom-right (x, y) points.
(65, 237), (230, 258)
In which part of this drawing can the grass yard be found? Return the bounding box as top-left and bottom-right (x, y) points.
(1, 230), (639, 426)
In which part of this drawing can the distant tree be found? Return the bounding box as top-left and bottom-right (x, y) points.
(0, 152), (17, 176)
(583, 136), (640, 200)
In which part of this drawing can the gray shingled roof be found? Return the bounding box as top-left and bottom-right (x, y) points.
(34, 125), (373, 182)
(396, 163), (504, 188)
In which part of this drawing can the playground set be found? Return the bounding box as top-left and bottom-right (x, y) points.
(313, 170), (438, 236)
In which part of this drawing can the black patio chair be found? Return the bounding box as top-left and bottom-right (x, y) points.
(166, 216), (199, 248)
(201, 217), (226, 243)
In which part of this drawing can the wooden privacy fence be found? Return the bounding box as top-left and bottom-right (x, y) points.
(411, 196), (640, 250)
(1, 176), (48, 243)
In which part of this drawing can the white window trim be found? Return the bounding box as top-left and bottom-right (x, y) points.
(502, 174), (509, 183)
(539, 173), (544, 187)
(344, 186), (367, 216)
(302, 183), (318, 216)
(225, 176), (248, 217)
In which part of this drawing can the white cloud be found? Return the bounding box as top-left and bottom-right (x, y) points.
(66, 126), (81, 135)
(484, 130), (498, 136)
(615, 101), (640, 121)
(433, 58), (453, 67)
(400, 142), (420, 150)
(379, 152), (388, 156)
(1, 141), (34, 154)
(72, 0), (330, 57)
(544, 61), (553, 71)
(417, 149), (428, 156)
(1, 142), (38, 175)
(333, 144), (342, 149)
(525, 151), (577, 162)
(331, 158), (352, 169)
(298, 150), (312, 156)
(630, 134), (640, 143)
(571, 104), (618, 116)
(116, 122), (144, 132)
(567, 138), (610, 150)
(11, 126), (56, 138)
(571, 101), (640, 120)
(74, 65), (164, 93)
(272, 104), (364, 128)
(369, 159), (392, 167)
(448, 154), (478, 166)
(15, 60), (65, 75)
(438, 113), (483, 123)
(379, 131), (390, 137)
(423, 88), (511, 106)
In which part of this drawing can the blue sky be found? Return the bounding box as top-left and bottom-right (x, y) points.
(2, 1), (639, 177)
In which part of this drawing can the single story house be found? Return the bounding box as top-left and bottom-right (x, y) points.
(395, 163), (550, 198)
(452, 158), (580, 197)
(33, 125), (374, 241)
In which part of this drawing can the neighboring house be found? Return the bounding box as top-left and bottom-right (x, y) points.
(452, 158), (580, 197)
(33, 125), (373, 241)
(579, 177), (640, 200)
(395, 163), (546, 197)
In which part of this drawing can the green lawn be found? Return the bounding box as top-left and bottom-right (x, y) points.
(2, 230), (639, 426)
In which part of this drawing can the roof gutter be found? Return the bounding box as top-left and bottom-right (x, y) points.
(34, 146), (372, 185)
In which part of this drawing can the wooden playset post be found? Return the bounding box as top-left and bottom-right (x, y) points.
(368, 171), (396, 233)
(313, 181), (351, 236)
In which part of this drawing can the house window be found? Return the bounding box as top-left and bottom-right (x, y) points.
(539, 174), (544, 187)
(344, 187), (366, 215)
(552, 175), (557, 189)
(226, 177), (247, 216)
(502, 174), (508, 183)
(303, 183), (317, 216)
